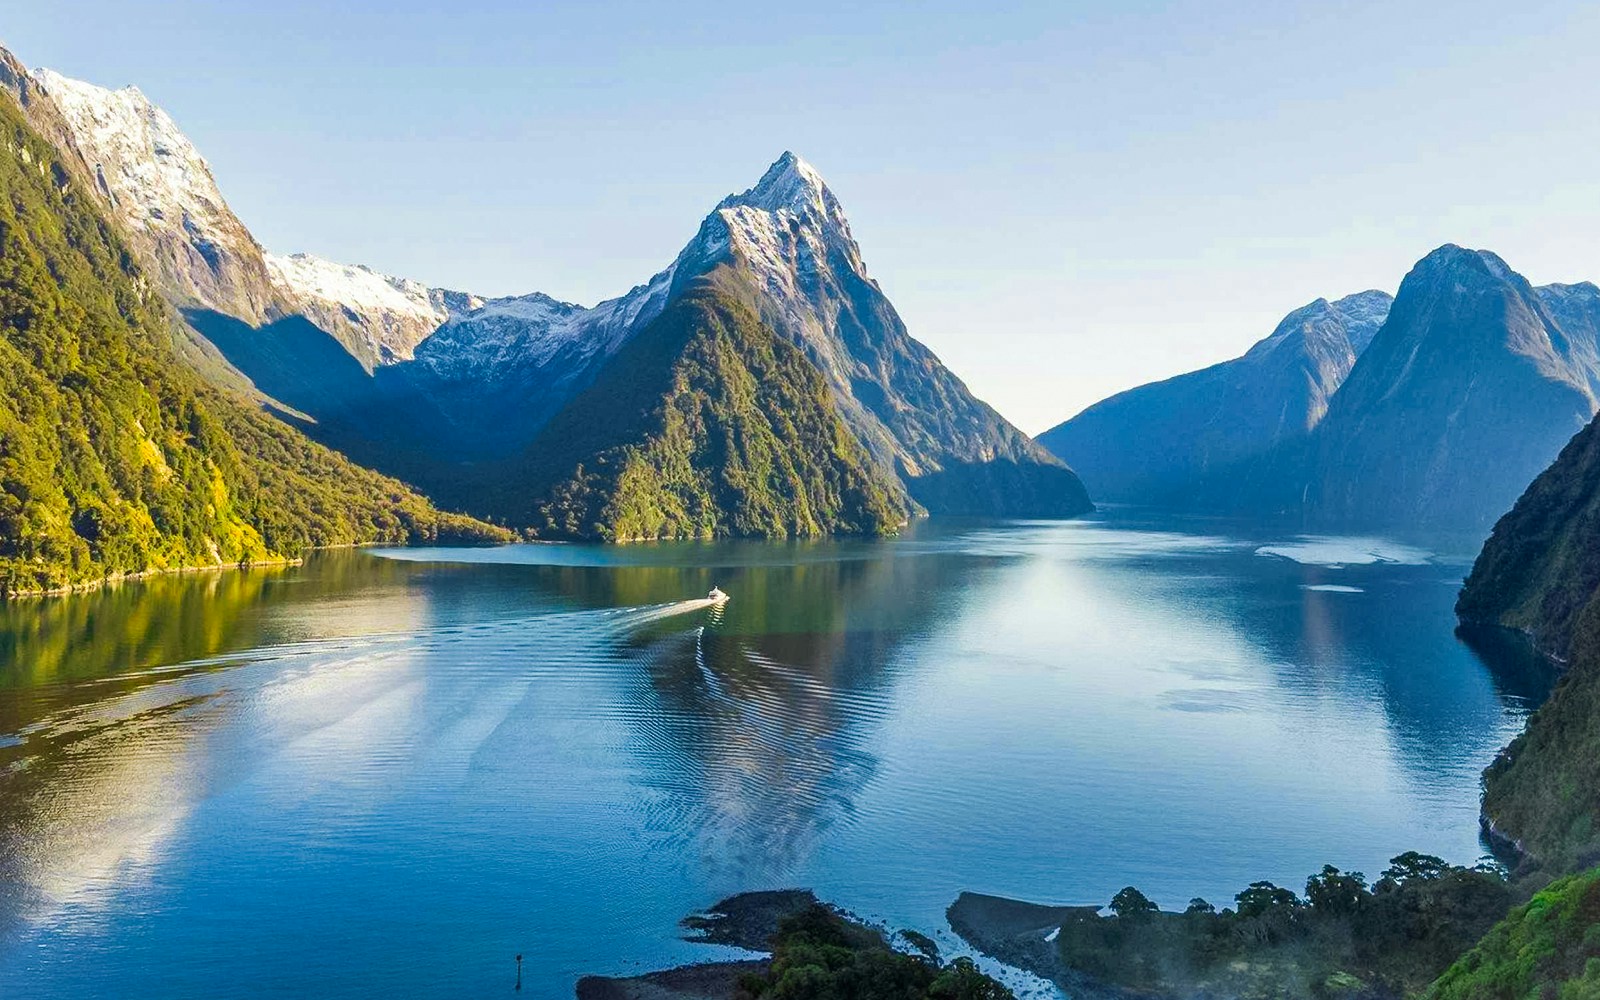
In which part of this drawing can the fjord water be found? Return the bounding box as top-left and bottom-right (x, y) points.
(0, 514), (1547, 998)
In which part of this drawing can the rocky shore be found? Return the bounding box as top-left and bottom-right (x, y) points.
(575, 890), (819, 999)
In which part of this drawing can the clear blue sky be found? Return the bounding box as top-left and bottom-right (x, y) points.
(8, 1), (1600, 432)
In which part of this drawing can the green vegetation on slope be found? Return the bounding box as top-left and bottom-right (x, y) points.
(954, 855), (1512, 1000)
(1457, 413), (1600, 870)
(741, 901), (1013, 1000)
(1425, 866), (1600, 1000)
(0, 89), (507, 596)
(508, 269), (908, 541)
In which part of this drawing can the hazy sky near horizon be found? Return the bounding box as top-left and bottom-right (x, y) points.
(8, 1), (1600, 432)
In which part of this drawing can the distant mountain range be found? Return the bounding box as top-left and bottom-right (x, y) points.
(23, 62), (1090, 537)
(1040, 246), (1600, 533)
(1038, 290), (1392, 504)
(1303, 247), (1600, 530)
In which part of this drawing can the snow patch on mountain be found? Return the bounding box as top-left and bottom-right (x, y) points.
(415, 265), (678, 380)
(264, 252), (480, 363)
(34, 68), (241, 254)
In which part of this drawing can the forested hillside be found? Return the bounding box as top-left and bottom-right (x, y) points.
(1424, 866), (1600, 1000)
(1456, 411), (1600, 870)
(506, 271), (908, 541)
(0, 88), (507, 596)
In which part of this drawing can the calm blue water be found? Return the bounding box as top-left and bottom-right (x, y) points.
(0, 513), (1547, 997)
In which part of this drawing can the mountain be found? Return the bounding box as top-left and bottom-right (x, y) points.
(503, 268), (908, 540)
(29, 66), (286, 327)
(26, 64), (1091, 533)
(1304, 246), (1598, 531)
(666, 153), (1089, 517)
(1042, 246), (1600, 533)
(1456, 407), (1600, 870)
(391, 151), (1091, 521)
(1037, 290), (1391, 502)
(263, 251), (483, 366)
(24, 67), (487, 371)
(0, 72), (508, 596)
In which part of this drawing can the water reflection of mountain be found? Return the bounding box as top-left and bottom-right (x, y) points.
(593, 545), (969, 883)
(0, 552), (440, 736)
(0, 552), (438, 943)
(0, 684), (218, 940)
(926, 516), (1540, 818)
(1158, 541), (1546, 797)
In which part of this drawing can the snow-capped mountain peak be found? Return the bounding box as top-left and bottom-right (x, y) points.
(720, 151), (835, 217)
(31, 65), (280, 322)
(714, 151), (855, 250)
(35, 68), (223, 237)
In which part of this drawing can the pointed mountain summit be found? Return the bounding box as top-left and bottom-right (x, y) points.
(1039, 290), (1392, 502)
(664, 152), (1090, 517)
(1304, 245), (1599, 530)
(474, 150), (1090, 525)
(722, 150), (844, 220)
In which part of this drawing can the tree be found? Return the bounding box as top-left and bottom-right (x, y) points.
(1110, 887), (1160, 920)
(1235, 882), (1301, 919)
(929, 958), (1015, 999)
(1305, 865), (1369, 915)
(1378, 852), (1450, 889)
(1185, 898), (1216, 915)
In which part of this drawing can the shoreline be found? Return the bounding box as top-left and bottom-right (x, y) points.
(2, 553), (304, 600)
(574, 890), (816, 999)
(0, 532), (530, 602)
(946, 891), (1115, 999)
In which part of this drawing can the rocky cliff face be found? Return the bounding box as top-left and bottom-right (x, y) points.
(0, 49), (100, 198)
(31, 67), (286, 326)
(1306, 246), (1597, 531)
(1456, 409), (1600, 870)
(1037, 290), (1391, 502)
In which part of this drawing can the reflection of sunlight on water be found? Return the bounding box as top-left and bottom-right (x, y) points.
(0, 597), (740, 941)
(952, 523), (1244, 560)
(251, 648), (427, 808)
(5, 695), (211, 933)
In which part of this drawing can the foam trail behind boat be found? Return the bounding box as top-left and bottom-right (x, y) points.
(620, 598), (720, 628)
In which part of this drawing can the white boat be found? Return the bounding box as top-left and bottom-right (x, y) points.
(708, 587), (729, 604)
